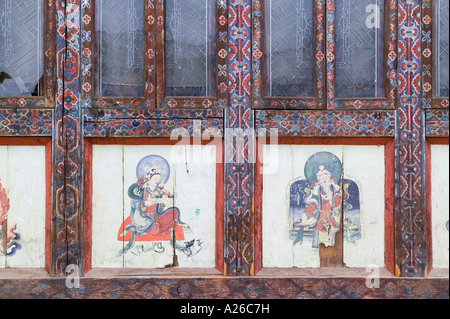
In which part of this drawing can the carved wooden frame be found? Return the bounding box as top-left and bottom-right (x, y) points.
(81, 0), (227, 109)
(254, 137), (396, 275)
(82, 137), (225, 276)
(326, 0), (398, 110)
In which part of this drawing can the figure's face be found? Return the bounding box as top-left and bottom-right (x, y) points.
(317, 174), (332, 189)
(150, 174), (161, 185)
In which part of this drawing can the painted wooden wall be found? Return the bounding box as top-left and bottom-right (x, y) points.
(0, 0), (448, 299)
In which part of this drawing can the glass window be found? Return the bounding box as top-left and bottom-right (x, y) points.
(165, 0), (216, 97)
(264, 0), (314, 97)
(335, 0), (385, 98)
(435, 0), (449, 97)
(95, 0), (145, 97)
(0, 0), (44, 97)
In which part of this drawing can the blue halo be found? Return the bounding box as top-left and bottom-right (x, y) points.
(304, 152), (343, 186)
(136, 155), (171, 185)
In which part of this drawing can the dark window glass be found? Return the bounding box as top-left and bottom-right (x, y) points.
(95, 0), (145, 97)
(165, 0), (216, 97)
(264, 0), (314, 97)
(435, 0), (449, 97)
(335, 0), (385, 98)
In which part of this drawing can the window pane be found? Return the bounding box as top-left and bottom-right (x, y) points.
(335, 0), (385, 98)
(95, 0), (145, 97)
(435, 0), (449, 97)
(165, 0), (216, 97)
(0, 0), (44, 97)
(264, 0), (314, 97)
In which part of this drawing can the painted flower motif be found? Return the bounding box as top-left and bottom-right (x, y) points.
(202, 99), (212, 108)
(353, 100), (363, 109)
(218, 49), (227, 59)
(82, 14), (91, 24)
(167, 99), (177, 108)
(157, 16), (164, 25)
(442, 99), (449, 108)
(326, 52), (334, 62)
(58, 89), (78, 109)
(147, 15), (155, 25)
(316, 51), (324, 62)
(423, 82), (432, 92)
(253, 49), (262, 60)
(422, 15), (431, 25)
(218, 82), (227, 93)
(17, 98), (27, 107)
(97, 99), (106, 108)
(388, 50), (397, 61)
(83, 83), (92, 92)
(219, 15), (226, 26)
(147, 49), (155, 60)
(82, 48), (91, 57)
(423, 48), (432, 58)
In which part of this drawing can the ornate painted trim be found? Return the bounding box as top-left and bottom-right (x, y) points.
(255, 110), (396, 137)
(84, 117), (224, 138)
(0, 277), (447, 299)
(395, 0), (427, 277)
(225, 0), (254, 276)
(425, 109), (449, 137)
(0, 109), (53, 136)
(52, 0), (83, 276)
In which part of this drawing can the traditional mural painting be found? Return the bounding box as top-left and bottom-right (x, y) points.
(92, 144), (217, 269)
(117, 155), (197, 258)
(289, 152), (362, 249)
(0, 179), (21, 257)
(263, 145), (385, 268)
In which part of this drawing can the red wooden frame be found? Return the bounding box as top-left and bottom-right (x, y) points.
(0, 137), (52, 273)
(254, 137), (396, 275)
(82, 137), (224, 275)
(425, 137), (449, 276)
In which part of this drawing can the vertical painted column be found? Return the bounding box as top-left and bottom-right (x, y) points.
(396, 0), (427, 277)
(226, 0), (254, 276)
(52, 0), (83, 276)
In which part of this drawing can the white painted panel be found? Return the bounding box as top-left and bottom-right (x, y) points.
(3, 146), (46, 268)
(92, 145), (124, 268)
(173, 145), (216, 268)
(0, 146), (9, 268)
(431, 145), (449, 269)
(262, 145), (344, 268)
(342, 145), (385, 268)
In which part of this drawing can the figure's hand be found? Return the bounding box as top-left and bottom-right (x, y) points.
(145, 199), (155, 207)
(161, 197), (173, 207)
